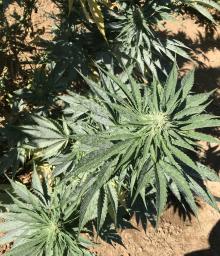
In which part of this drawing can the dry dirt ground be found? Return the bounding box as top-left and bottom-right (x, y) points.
(1, 2), (220, 256)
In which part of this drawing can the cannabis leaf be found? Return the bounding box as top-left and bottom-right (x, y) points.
(179, 0), (220, 22)
(107, 1), (191, 77)
(0, 170), (94, 256)
(70, 64), (220, 219)
(20, 115), (71, 159)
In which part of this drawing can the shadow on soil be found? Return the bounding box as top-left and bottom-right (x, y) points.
(202, 144), (220, 173)
(194, 66), (220, 116)
(162, 22), (220, 114)
(196, 65), (220, 176)
(185, 220), (220, 256)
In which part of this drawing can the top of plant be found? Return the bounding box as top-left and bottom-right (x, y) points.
(66, 64), (220, 221)
(0, 168), (94, 256)
(106, 0), (191, 77)
(20, 63), (220, 226)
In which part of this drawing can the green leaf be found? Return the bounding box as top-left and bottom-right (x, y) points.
(193, 0), (220, 11)
(165, 63), (178, 102)
(169, 180), (181, 201)
(97, 189), (108, 232)
(0, 221), (24, 233)
(161, 161), (198, 215)
(196, 162), (220, 182)
(155, 167), (167, 222)
(107, 182), (118, 225)
(5, 241), (43, 256)
(181, 119), (220, 130)
(190, 3), (215, 22)
(9, 180), (33, 204)
(186, 91), (213, 108)
(169, 130), (196, 152)
(68, 0), (74, 15)
(181, 69), (195, 100)
(132, 165), (154, 205)
(72, 140), (130, 176)
(126, 71), (142, 111)
(174, 103), (209, 120)
(117, 139), (139, 169)
(168, 144), (198, 171)
(94, 66), (135, 107)
(187, 175), (218, 211)
(79, 160), (117, 230)
(184, 131), (220, 144)
(79, 190), (100, 230)
(0, 228), (24, 246)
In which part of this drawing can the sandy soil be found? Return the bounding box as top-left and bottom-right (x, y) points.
(5, 0), (58, 39)
(1, 2), (220, 256)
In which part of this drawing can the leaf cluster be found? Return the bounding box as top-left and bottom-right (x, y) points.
(0, 167), (94, 256)
(0, 1), (220, 255)
(3, 66), (218, 255)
